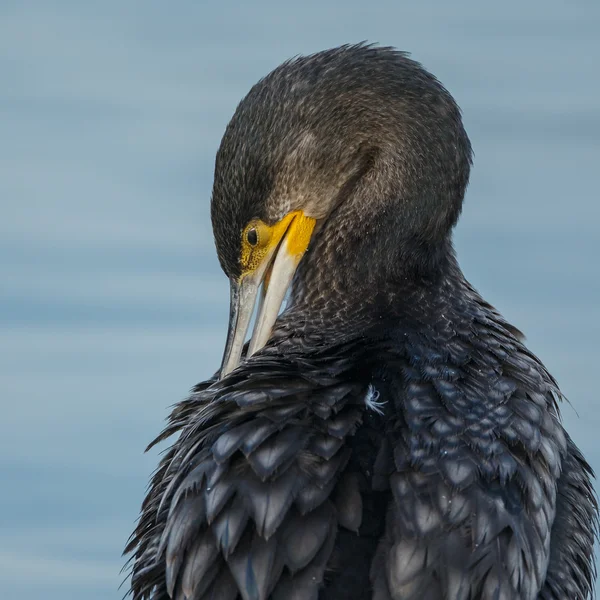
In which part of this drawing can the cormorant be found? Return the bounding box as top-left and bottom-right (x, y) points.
(125, 44), (597, 599)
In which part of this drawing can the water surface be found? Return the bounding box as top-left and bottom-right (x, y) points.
(1, 1), (599, 597)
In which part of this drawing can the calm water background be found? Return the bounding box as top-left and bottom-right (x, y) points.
(1, 1), (599, 598)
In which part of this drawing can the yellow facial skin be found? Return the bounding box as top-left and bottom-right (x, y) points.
(240, 210), (316, 280)
(219, 210), (317, 377)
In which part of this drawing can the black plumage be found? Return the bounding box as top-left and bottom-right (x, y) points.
(125, 45), (597, 599)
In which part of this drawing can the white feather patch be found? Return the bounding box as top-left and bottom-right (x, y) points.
(364, 384), (386, 414)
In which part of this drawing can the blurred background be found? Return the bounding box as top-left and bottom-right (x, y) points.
(1, 1), (599, 598)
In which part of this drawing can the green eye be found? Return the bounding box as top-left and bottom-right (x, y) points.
(247, 228), (258, 246)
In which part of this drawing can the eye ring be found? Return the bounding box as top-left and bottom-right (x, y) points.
(246, 228), (258, 246)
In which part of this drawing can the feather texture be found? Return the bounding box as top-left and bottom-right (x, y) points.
(126, 276), (597, 599)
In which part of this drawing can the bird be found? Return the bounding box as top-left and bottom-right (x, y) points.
(125, 44), (598, 600)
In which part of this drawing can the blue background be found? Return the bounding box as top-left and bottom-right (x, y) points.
(1, 1), (598, 598)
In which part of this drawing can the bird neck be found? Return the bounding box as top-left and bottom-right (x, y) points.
(282, 218), (463, 347)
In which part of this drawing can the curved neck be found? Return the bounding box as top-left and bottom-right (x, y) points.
(279, 211), (463, 349)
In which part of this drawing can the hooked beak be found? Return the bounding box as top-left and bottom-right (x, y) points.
(220, 213), (316, 378)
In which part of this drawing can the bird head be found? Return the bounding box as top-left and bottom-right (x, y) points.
(211, 44), (472, 377)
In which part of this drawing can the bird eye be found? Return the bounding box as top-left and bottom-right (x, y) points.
(247, 228), (258, 246)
